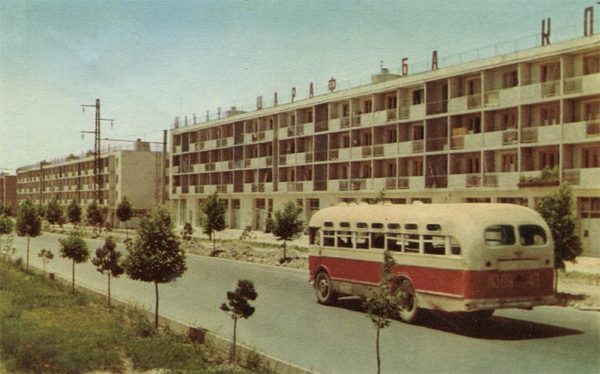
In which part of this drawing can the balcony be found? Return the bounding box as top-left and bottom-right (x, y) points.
(361, 112), (375, 126)
(426, 100), (448, 115)
(502, 129), (518, 145)
(314, 121), (327, 132)
(520, 127), (539, 144)
(448, 174), (481, 188)
(410, 104), (426, 119)
(351, 114), (362, 127)
(426, 137), (448, 152)
(563, 73), (600, 95)
(398, 107), (409, 120)
(328, 118), (341, 131)
(340, 116), (351, 128)
(412, 140), (424, 153)
(484, 87), (519, 108)
(520, 80), (559, 104)
(386, 109), (397, 122)
(563, 168), (600, 186)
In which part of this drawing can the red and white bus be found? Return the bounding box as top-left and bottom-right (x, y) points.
(308, 202), (556, 322)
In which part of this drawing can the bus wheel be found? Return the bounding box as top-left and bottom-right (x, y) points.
(315, 271), (336, 305)
(396, 278), (419, 323)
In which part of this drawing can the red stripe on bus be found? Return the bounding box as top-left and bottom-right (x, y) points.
(310, 256), (554, 299)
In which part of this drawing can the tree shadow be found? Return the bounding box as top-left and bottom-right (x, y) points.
(331, 297), (583, 341)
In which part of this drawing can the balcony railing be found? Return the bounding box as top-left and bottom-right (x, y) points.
(426, 137), (448, 152)
(450, 135), (464, 149)
(467, 94), (482, 109)
(373, 145), (384, 157)
(483, 174), (498, 187)
(351, 115), (361, 127)
(564, 76), (582, 94)
(563, 169), (580, 185)
(502, 129), (518, 145)
(412, 140), (424, 153)
(426, 100), (448, 115)
(340, 116), (350, 128)
(315, 120), (328, 132)
(541, 80), (559, 97)
(588, 120), (600, 137)
(350, 179), (366, 190)
(386, 109), (397, 122)
(521, 127), (538, 143)
(362, 146), (372, 157)
(329, 149), (339, 161)
(398, 107), (409, 120)
(466, 174), (481, 187)
(385, 177), (397, 189)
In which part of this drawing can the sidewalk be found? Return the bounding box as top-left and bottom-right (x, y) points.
(565, 256), (600, 274)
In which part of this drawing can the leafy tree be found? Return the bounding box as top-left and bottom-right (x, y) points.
(16, 200), (42, 271)
(35, 203), (46, 220)
(38, 249), (54, 275)
(373, 189), (389, 204)
(59, 230), (89, 293)
(363, 251), (405, 374)
(46, 198), (65, 226)
(182, 222), (194, 241)
(0, 203), (15, 217)
(271, 201), (303, 261)
(535, 185), (583, 287)
(86, 200), (105, 233)
(220, 279), (258, 364)
(67, 200), (82, 227)
(0, 214), (14, 243)
(92, 236), (124, 308)
(123, 206), (187, 328)
(116, 196), (134, 239)
(201, 192), (226, 254)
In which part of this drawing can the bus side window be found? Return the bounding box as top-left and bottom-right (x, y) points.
(404, 233), (420, 253)
(485, 225), (515, 246)
(323, 230), (335, 247)
(519, 225), (547, 246)
(423, 235), (445, 255)
(386, 233), (402, 251)
(337, 230), (353, 248)
(356, 231), (369, 249)
(371, 233), (385, 249)
(449, 236), (461, 255)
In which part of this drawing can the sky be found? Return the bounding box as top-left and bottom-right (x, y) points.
(0, 0), (594, 172)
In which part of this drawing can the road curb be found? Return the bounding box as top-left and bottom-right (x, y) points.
(27, 264), (317, 374)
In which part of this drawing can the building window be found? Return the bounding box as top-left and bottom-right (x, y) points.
(579, 197), (600, 218)
(363, 100), (373, 113)
(583, 55), (600, 75)
(308, 198), (319, 211)
(412, 89), (424, 105)
(582, 146), (600, 168)
(502, 70), (518, 88)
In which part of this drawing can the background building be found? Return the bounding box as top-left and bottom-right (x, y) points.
(170, 34), (600, 256)
(0, 173), (17, 213)
(16, 140), (163, 225)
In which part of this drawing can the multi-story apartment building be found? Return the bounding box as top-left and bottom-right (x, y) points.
(16, 140), (163, 225)
(0, 173), (17, 213)
(170, 34), (600, 256)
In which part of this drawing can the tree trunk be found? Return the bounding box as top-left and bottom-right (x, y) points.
(376, 325), (381, 374)
(212, 233), (216, 253)
(154, 281), (159, 329)
(72, 259), (75, 293)
(554, 268), (558, 293)
(107, 273), (111, 308)
(283, 241), (287, 260)
(125, 222), (128, 240)
(26, 236), (30, 271)
(232, 317), (238, 364)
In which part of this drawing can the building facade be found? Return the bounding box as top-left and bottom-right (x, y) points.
(170, 35), (600, 256)
(0, 173), (17, 213)
(16, 140), (163, 225)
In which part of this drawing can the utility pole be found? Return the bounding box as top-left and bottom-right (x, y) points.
(81, 99), (113, 205)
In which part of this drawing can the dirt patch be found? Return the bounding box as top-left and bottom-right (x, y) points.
(182, 239), (308, 270)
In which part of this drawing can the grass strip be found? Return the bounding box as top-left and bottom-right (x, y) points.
(0, 259), (251, 373)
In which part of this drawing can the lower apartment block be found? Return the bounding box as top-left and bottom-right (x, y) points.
(170, 34), (600, 257)
(17, 140), (163, 226)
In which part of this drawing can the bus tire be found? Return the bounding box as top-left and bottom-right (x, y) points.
(395, 278), (419, 323)
(315, 271), (336, 305)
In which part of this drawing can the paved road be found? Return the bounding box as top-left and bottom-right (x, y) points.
(10, 233), (600, 374)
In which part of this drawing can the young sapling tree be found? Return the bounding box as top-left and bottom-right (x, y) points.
(59, 230), (90, 293)
(220, 279), (258, 364)
(92, 236), (124, 308)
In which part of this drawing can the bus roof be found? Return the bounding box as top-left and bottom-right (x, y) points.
(308, 203), (545, 230)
